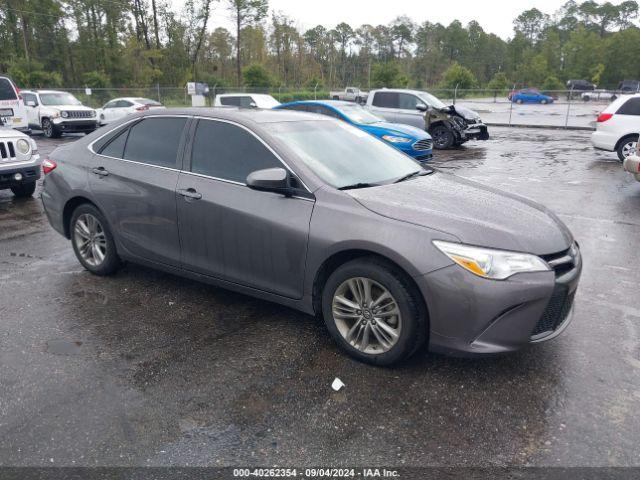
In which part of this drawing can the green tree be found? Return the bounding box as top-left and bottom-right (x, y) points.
(487, 72), (511, 90)
(243, 63), (271, 87)
(371, 62), (400, 87)
(226, 0), (269, 85)
(440, 62), (477, 89)
(541, 75), (564, 91)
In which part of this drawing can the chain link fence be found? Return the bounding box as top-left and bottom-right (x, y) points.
(48, 85), (633, 129)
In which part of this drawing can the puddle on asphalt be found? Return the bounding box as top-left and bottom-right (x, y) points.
(46, 339), (83, 355)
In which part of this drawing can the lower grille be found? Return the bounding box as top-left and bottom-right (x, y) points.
(0, 141), (16, 160)
(531, 287), (575, 337)
(413, 139), (433, 151)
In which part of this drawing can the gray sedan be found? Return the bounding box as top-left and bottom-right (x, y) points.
(41, 108), (581, 365)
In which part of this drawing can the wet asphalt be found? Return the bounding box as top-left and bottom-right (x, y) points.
(0, 128), (639, 467)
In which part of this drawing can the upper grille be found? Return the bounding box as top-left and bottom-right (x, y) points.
(531, 286), (575, 337)
(413, 139), (433, 151)
(0, 141), (16, 160)
(541, 244), (578, 277)
(65, 110), (93, 119)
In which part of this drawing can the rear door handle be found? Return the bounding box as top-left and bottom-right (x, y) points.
(92, 167), (109, 177)
(177, 188), (202, 200)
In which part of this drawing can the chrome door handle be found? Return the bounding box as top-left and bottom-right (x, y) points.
(92, 167), (109, 176)
(177, 188), (202, 200)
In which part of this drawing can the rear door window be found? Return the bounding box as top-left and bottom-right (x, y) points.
(190, 119), (281, 183)
(100, 129), (129, 158)
(371, 92), (399, 108)
(123, 117), (187, 168)
(0, 78), (17, 101)
(617, 97), (640, 116)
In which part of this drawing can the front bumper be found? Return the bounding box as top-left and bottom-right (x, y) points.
(623, 155), (640, 181)
(418, 244), (582, 356)
(464, 123), (489, 141)
(0, 158), (42, 188)
(52, 119), (98, 133)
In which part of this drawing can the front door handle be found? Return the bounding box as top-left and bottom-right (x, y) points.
(92, 167), (109, 177)
(177, 188), (202, 200)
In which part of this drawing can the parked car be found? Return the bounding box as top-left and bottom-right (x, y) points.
(511, 89), (555, 104)
(275, 100), (433, 161)
(329, 87), (368, 103)
(365, 89), (489, 150)
(22, 90), (97, 138)
(97, 97), (164, 125)
(0, 122), (41, 197)
(623, 150), (640, 181)
(214, 93), (280, 109)
(581, 90), (617, 102)
(618, 80), (640, 93)
(591, 94), (640, 161)
(567, 79), (596, 92)
(41, 108), (581, 365)
(0, 75), (29, 133)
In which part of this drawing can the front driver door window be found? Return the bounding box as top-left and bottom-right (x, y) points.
(175, 118), (314, 298)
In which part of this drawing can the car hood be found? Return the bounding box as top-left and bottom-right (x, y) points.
(47, 105), (94, 111)
(347, 172), (573, 255)
(0, 126), (28, 139)
(448, 105), (481, 122)
(360, 122), (431, 140)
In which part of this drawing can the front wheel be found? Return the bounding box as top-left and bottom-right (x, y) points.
(11, 182), (36, 198)
(617, 136), (638, 162)
(70, 204), (121, 276)
(430, 125), (455, 149)
(321, 257), (427, 366)
(541, 99), (548, 104)
(41, 118), (60, 138)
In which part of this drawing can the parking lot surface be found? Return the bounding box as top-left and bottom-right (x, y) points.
(1, 129), (639, 467)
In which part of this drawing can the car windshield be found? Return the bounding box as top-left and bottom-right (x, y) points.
(254, 96), (280, 108)
(336, 104), (384, 125)
(271, 120), (427, 189)
(417, 91), (447, 109)
(40, 93), (82, 106)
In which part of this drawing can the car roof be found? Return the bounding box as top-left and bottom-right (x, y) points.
(280, 100), (353, 107)
(139, 107), (330, 125)
(23, 89), (70, 94)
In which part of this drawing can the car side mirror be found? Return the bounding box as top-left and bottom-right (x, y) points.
(249, 101), (258, 108)
(26, 100), (36, 107)
(416, 103), (428, 112)
(246, 167), (292, 196)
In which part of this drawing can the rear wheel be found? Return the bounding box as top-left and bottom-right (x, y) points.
(10, 182), (36, 198)
(70, 204), (121, 276)
(617, 135), (638, 162)
(516, 99), (523, 104)
(321, 257), (427, 366)
(430, 125), (455, 149)
(541, 99), (548, 104)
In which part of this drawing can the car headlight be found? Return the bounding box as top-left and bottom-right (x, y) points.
(89, 110), (96, 117)
(433, 240), (550, 280)
(61, 111), (69, 118)
(382, 135), (412, 144)
(16, 139), (31, 155)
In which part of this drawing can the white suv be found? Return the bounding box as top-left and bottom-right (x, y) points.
(0, 75), (29, 133)
(214, 93), (280, 109)
(0, 125), (40, 197)
(22, 90), (97, 138)
(591, 94), (640, 161)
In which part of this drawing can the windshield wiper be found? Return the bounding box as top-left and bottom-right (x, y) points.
(338, 182), (379, 190)
(393, 170), (430, 184)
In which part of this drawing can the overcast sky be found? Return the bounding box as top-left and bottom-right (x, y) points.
(199, 0), (575, 40)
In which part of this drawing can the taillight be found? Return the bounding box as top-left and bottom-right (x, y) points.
(597, 113), (613, 122)
(42, 158), (57, 174)
(135, 105), (149, 111)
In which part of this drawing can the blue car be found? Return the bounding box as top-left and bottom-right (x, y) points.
(510, 89), (555, 104)
(274, 100), (433, 161)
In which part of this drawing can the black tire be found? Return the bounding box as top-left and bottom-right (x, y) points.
(70, 203), (121, 276)
(616, 135), (638, 162)
(42, 118), (61, 138)
(321, 257), (427, 366)
(516, 99), (523, 104)
(430, 125), (455, 150)
(541, 99), (548, 104)
(10, 182), (36, 198)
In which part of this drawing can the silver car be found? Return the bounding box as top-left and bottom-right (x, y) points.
(41, 108), (581, 365)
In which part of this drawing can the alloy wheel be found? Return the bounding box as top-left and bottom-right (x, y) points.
(73, 213), (107, 267)
(622, 140), (637, 158)
(331, 277), (402, 354)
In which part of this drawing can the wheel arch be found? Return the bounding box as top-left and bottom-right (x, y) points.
(615, 133), (639, 151)
(311, 249), (429, 324)
(62, 196), (101, 238)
